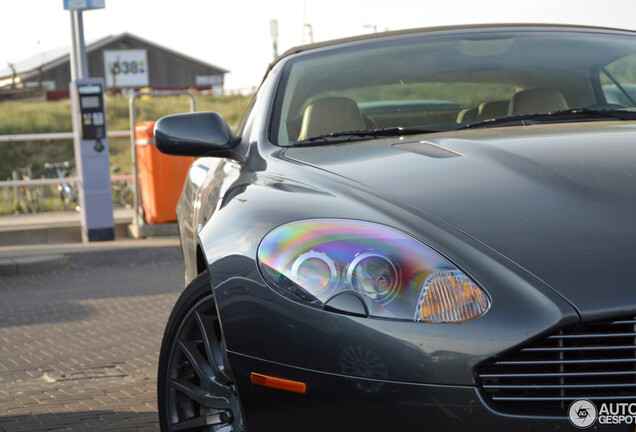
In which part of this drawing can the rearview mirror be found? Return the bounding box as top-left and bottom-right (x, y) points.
(154, 112), (245, 162)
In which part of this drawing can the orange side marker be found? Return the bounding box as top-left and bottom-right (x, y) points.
(250, 372), (307, 394)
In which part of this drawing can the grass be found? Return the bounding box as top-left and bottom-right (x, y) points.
(0, 93), (252, 214)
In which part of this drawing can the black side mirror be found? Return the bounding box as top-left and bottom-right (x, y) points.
(154, 112), (245, 162)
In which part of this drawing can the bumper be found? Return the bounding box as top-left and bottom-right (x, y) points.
(230, 352), (630, 432)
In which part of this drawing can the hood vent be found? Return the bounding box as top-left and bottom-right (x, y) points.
(392, 141), (462, 159)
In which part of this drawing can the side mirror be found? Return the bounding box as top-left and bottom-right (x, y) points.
(154, 112), (245, 162)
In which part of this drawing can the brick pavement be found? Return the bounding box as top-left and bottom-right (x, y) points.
(0, 243), (184, 431)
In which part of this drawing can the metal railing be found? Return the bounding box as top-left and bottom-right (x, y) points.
(0, 130), (131, 188)
(2, 176), (81, 188)
(2, 91), (205, 221)
(0, 129), (131, 144)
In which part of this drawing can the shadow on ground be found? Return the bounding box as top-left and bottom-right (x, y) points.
(0, 410), (158, 431)
(0, 246), (183, 328)
(0, 301), (96, 328)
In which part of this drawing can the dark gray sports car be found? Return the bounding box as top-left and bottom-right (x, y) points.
(155, 24), (636, 431)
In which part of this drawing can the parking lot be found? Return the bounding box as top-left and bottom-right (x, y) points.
(0, 239), (183, 431)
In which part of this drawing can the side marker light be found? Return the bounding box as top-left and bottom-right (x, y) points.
(250, 372), (307, 394)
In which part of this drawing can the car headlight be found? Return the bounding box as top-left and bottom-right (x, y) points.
(258, 219), (490, 323)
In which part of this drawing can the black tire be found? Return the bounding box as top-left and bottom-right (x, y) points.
(158, 270), (244, 432)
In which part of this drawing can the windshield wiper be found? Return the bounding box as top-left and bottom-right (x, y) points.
(294, 126), (443, 146)
(460, 107), (636, 130)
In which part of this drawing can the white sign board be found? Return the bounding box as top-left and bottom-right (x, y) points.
(103, 50), (149, 88)
(64, 0), (105, 10)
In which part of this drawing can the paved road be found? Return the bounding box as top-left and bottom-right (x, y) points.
(0, 241), (183, 431)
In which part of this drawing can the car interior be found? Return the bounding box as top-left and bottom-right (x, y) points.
(292, 88), (572, 140)
(273, 31), (636, 145)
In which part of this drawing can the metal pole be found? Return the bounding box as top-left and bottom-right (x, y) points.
(270, 20), (279, 60)
(303, 24), (314, 44)
(74, 10), (89, 79)
(129, 95), (140, 226)
(69, 12), (79, 81)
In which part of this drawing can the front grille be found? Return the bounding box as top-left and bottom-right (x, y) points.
(477, 317), (636, 416)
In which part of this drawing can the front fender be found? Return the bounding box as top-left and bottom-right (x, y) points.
(198, 171), (577, 386)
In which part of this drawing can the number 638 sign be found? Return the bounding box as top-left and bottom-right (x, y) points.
(103, 50), (149, 87)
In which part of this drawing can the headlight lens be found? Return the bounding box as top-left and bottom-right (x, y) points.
(257, 219), (490, 322)
(291, 251), (338, 298)
(347, 251), (399, 303)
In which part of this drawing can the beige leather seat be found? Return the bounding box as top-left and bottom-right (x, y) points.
(509, 89), (568, 116)
(297, 97), (366, 141)
(477, 100), (510, 121)
(457, 107), (479, 123)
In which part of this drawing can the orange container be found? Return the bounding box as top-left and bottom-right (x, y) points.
(135, 121), (194, 224)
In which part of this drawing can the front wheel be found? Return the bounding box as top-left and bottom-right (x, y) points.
(158, 270), (244, 431)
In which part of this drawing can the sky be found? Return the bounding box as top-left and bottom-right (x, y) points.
(2, 0), (636, 91)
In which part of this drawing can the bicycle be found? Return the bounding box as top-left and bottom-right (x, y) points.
(44, 161), (78, 211)
(111, 166), (133, 209)
(11, 165), (40, 214)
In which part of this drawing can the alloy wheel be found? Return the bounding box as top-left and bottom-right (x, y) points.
(164, 294), (243, 432)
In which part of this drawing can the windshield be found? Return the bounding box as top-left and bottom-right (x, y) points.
(271, 29), (636, 146)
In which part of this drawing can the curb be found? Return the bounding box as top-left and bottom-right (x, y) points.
(0, 254), (68, 276)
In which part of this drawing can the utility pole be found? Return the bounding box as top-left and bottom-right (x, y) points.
(270, 20), (279, 60)
(303, 24), (313, 44)
(302, 0), (313, 44)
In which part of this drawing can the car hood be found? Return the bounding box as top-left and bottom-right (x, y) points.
(283, 122), (636, 318)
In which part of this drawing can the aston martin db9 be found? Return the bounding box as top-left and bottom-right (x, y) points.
(155, 24), (636, 431)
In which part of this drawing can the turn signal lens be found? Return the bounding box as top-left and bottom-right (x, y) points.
(258, 219), (490, 323)
(251, 372), (307, 394)
(416, 270), (490, 323)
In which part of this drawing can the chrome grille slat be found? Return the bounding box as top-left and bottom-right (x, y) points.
(484, 382), (636, 389)
(522, 345), (636, 352)
(478, 316), (636, 416)
(496, 358), (636, 365)
(481, 370), (636, 378)
(492, 395), (636, 402)
(548, 332), (636, 339)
